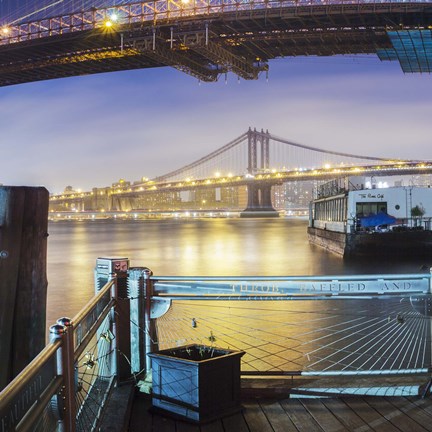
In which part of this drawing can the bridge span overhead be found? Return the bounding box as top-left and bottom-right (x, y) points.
(0, 1), (432, 87)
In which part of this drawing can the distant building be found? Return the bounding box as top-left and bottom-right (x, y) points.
(112, 179), (131, 188)
(272, 181), (314, 209)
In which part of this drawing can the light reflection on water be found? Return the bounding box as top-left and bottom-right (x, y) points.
(46, 217), (431, 328)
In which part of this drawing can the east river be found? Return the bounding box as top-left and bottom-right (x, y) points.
(43, 216), (432, 374)
(46, 216), (430, 327)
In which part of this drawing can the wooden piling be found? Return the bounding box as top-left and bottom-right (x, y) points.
(0, 186), (49, 390)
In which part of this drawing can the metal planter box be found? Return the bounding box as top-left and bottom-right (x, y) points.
(148, 344), (245, 423)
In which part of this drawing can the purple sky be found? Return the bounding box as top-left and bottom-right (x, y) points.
(1, 55), (432, 194)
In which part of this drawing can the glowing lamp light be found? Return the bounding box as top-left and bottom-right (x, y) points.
(104, 20), (113, 28)
(181, 0), (190, 4)
(2, 27), (10, 35)
(110, 13), (119, 22)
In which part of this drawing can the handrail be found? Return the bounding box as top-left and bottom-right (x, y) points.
(0, 340), (61, 429)
(72, 278), (114, 326)
(151, 273), (430, 281)
(150, 273), (432, 297)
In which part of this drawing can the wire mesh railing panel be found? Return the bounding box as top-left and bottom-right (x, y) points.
(73, 288), (112, 353)
(29, 402), (62, 432)
(154, 296), (432, 374)
(69, 279), (117, 432)
(74, 316), (116, 432)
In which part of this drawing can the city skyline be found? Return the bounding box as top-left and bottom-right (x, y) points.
(2, 54), (432, 195)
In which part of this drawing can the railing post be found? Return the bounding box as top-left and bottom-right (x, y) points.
(143, 269), (155, 374)
(111, 272), (132, 382)
(50, 317), (76, 432)
(49, 323), (66, 432)
(58, 317), (76, 432)
(110, 274), (118, 380)
(430, 268), (432, 293)
(128, 268), (148, 374)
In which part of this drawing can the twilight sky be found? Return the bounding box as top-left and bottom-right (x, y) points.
(1, 54), (431, 195)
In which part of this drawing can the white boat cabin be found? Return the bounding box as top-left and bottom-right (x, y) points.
(310, 177), (432, 234)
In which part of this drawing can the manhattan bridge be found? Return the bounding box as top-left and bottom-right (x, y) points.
(0, 0), (431, 86)
(49, 128), (432, 215)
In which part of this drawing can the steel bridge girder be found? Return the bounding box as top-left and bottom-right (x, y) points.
(130, 36), (218, 82)
(180, 31), (268, 80)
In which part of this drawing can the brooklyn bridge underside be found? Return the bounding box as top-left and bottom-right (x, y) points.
(0, 1), (432, 86)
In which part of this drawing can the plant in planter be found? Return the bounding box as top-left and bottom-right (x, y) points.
(148, 341), (245, 423)
(411, 204), (426, 227)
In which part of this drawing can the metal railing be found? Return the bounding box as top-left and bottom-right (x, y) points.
(2, 268), (432, 432)
(145, 271), (432, 396)
(0, 0), (428, 46)
(0, 277), (118, 432)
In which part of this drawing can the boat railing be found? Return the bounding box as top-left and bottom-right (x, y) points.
(352, 216), (432, 233)
(2, 269), (432, 431)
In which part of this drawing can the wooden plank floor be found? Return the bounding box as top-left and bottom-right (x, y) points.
(128, 394), (432, 432)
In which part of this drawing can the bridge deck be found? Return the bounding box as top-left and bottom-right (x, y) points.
(127, 391), (432, 432)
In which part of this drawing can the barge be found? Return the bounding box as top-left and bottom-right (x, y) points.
(308, 177), (432, 258)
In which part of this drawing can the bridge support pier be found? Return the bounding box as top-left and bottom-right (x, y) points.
(240, 183), (279, 218)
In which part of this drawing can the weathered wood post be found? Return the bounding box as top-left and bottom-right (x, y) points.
(0, 186), (49, 390)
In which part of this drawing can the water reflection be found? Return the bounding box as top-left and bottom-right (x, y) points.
(46, 218), (432, 327)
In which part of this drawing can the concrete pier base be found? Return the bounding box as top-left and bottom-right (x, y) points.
(240, 210), (280, 218)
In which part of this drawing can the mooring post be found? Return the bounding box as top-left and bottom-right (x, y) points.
(0, 186), (49, 391)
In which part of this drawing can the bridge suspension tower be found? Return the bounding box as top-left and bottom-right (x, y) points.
(242, 128), (280, 217)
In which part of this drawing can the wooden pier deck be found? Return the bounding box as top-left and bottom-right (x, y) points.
(127, 392), (432, 432)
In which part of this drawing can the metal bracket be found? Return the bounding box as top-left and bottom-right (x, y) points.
(150, 297), (172, 319)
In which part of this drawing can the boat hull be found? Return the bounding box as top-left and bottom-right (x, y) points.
(307, 227), (432, 258)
